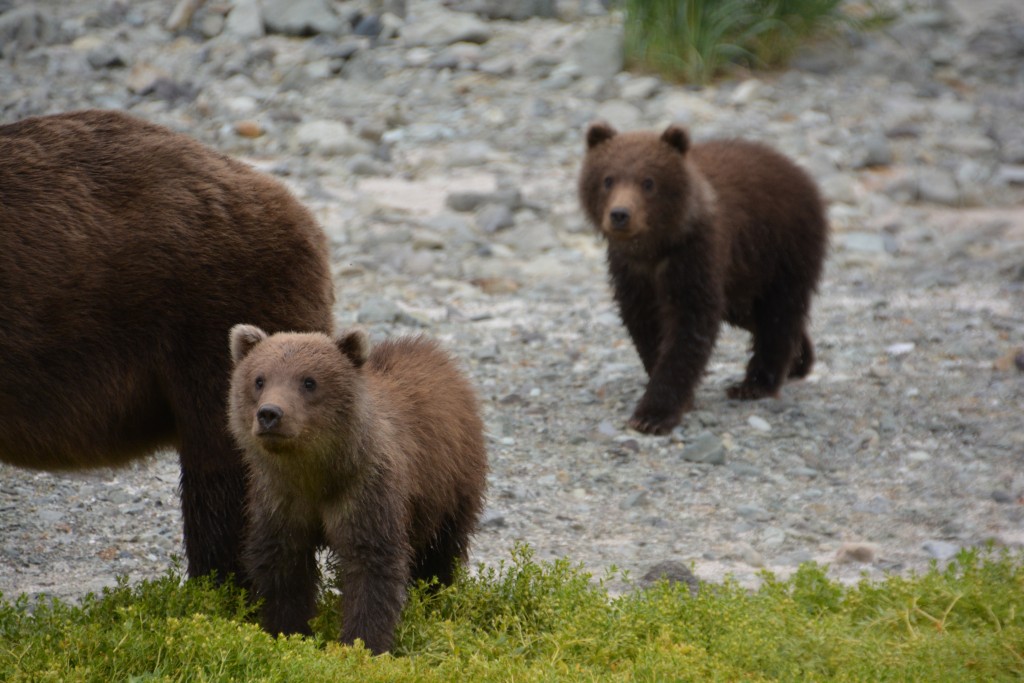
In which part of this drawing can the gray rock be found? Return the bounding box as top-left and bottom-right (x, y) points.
(353, 14), (383, 38)
(922, 540), (960, 561)
(262, 0), (343, 36)
(198, 12), (225, 38)
(620, 490), (649, 509)
(735, 542), (765, 567)
(789, 466), (819, 478)
(852, 131), (893, 168)
(593, 99), (642, 131)
(932, 99), (977, 124)
(0, 5), (63, 58)
(446, 189), (522, 213)
(836, 232), (889, 254)
(737, 504), (771, 521)
(729, 462), (763, 477)
(480, 509), (507, 528)
(992, 490), (1015, 504)
(640, 560), (700, 595)
(619, 76), (661, 101)
(472, 343), (500, 362)
(356, 297), (402, 324)
(820, 174), (858, 205)
(995, 165), (1024, 186)
(446, 140), (494, 168)
(401, 10), (492, 47)
(224, 0), (265, 40)
(402, 250), (435, 276)
(916, 168), (961, 206)
(681, 432), (725, 465)
(87, 44), (126, 69)
(571, 24), (623, 78)
(346, 154), (387, 176)
(455, 0), (557, 20)
(293, 120), (372, 156)
(496, 220), (560, 256)
(37, 509), (64, 524)
(104, 489), (131, 505)
(476, 204), (515, 234)
(747, 415), (771, 432)
(761, 526), (786, 549)
(729, 79), (763, 106)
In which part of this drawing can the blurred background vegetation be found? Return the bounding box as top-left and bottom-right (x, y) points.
(621, 0), (896, 83)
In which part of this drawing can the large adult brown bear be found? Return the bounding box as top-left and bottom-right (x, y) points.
(579, 122), (828, 435)
(0, 110), (335, 582)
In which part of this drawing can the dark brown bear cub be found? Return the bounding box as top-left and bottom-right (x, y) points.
(579, 122), (828, 435)
(228, 325), (487, 654)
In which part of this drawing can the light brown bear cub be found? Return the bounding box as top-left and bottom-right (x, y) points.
(579, 122), (828, 435)
(228, 325), (487, 654)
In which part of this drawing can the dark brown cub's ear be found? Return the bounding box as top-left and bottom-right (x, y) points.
(661, 125), (690, 154)
(586, 121), (617, 149)
(230, 324), (268, 365)
(336, 328), (369, 368)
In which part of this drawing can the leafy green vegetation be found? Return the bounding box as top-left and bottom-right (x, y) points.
(1, 545), (1022, 681)
(621, 0), (894, 83)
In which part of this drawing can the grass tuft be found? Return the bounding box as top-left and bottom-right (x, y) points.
(622, 0), (895, 83)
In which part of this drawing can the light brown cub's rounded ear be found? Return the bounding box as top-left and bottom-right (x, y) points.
(586, 121), (617, 149)
(336, 328), (370, 368)
(230, 324), (268, 364)
(661, 125), (690, 154)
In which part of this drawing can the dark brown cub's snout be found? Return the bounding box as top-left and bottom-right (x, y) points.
(609, 207), (631, 231)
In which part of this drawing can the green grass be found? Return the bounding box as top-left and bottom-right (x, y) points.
(622, 0), (895, 83)
(1, 545), (1022, 681)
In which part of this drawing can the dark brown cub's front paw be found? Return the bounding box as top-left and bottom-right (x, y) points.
(726, 381), (777, 401)
(628, 403), (686, 435)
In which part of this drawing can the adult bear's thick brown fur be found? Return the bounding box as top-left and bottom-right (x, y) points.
(228, 325), (487, 654)
(0, 110), (335, 582)
(579, 122), (828, 435)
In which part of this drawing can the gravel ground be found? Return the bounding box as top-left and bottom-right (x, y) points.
(1, 0), (1022, 601)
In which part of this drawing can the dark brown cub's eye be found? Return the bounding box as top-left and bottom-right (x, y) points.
(603, 176), (613, 189)
(641, 178), (654, 192)
(303, 377), (317, 391)
(255, 376), (264, 390)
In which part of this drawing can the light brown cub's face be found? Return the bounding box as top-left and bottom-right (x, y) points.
(228, 325), (368, 456)
(578, 122), (691, 241)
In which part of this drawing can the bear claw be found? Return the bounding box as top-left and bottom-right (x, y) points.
(628, 412), (679, 436)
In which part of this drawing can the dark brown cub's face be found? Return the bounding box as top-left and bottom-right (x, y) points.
(579, 122), (690, 242)
(594, 172), (656, 241)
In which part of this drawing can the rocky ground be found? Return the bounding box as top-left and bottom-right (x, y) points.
(1, 0), (1022, 601)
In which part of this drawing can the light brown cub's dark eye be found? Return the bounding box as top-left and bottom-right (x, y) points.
(603, 176), (613, 189)
(303, 377), (317, 391)
(255, 376), (264, 390)
(641, 178), (654, 192)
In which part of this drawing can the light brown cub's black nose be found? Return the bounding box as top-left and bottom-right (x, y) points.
(257, 404), (283, 430)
